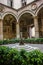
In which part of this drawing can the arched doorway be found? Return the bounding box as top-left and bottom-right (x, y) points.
(19, 13), (35, 39)
(38, 7), (43, 38)
(3, 14), (16, 40)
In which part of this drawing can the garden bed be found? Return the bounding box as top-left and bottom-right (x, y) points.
(0, 38), (43, 45)
(0, 46), (43, 65)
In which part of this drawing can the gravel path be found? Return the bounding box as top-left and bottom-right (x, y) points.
(1, 43), (43, 52)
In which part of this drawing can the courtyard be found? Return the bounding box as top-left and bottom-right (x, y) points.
(0, 0), (43, 65)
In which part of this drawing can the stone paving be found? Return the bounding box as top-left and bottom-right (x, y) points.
(28, 44), (43, 52)
(1, 43), (43, 52)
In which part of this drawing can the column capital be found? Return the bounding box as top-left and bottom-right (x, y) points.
(16, 22), (19, 24)
(34, 16), (38, 24)
(0, 19), (2, 21)
(34, 16), (38, 19)
(16, 22), (19, 25)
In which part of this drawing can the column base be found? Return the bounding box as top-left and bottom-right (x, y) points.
(16, 35), (20, 39)
(35, 31), (39, 38)
(0, 35), (3, 40)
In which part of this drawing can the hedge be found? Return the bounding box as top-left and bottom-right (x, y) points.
(0, 38), (43, 45)
(0, 46), (43, 65)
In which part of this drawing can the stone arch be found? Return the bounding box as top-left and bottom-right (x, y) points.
(18, 10), (34, 22)
(36, 4), (43, 16)
(2, 11), (17, 21)
(36, 4), (43, 38)
(19, 11), (35, 38)
(3, 14), (17, 39)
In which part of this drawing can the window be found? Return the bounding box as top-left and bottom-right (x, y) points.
(10, 0), (13, 7)
(21, 0), (26, 7)
(7, 0), (13, 7)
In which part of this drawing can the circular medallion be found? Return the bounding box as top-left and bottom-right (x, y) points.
(31, 3), (37, 10)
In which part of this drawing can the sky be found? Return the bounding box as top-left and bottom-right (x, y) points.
(14, 0), (34, 9)
(0, 0), (34, 9)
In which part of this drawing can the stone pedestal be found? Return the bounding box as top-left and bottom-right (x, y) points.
(0, 19), (3, 40)
(34, 16), (39, 38)
(16, 22), (20, 38)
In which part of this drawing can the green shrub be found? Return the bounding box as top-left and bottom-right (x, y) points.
(0, 46), (43, 65)
(0, 38), (43, 45)
(28, 50), (43, 65)
(0, 40), (3, 45)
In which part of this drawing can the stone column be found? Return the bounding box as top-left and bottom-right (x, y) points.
(29, 26), (32, 38)
(16, 22), (20, 39)
(34, 16), (39, 38)
(0, 19), (3, 40)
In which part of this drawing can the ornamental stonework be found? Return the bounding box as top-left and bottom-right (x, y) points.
(31, 3), (37, 11)
(0, 4), (4, 12)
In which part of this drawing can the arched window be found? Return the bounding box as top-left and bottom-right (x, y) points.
(7, 0), (13, 7)
(21, 0), (26, 7)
